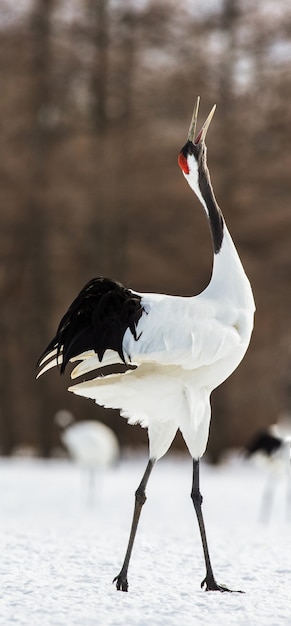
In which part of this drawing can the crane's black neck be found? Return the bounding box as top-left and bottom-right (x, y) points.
(198, 167), (224, 254)
(180, 140), (224, 254)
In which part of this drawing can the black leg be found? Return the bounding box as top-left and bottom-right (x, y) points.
(113, 458), (155, 592)
(191, 459), (243, 593)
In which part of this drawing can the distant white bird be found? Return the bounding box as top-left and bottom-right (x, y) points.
(55, 410), (119, 507)
(37, 98), (255, 593)
(245, 421), (291, 523)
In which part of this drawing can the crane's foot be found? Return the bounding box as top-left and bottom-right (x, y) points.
(201, 575), (244, 593)
(113, 571), (128, 592)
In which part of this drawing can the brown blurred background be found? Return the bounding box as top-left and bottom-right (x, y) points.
(1, 0), (291, 461)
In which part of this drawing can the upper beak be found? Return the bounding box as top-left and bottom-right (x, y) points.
(187, 97), (216, 145)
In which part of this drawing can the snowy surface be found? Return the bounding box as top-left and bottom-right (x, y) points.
(0, 453), (290, 625)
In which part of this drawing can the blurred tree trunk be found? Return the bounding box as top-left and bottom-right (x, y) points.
(86, 0), (136, 280)
(217, 0), (240, 202)
(108, 6), (137, 280)
(85, 0), (110, 276)
(28, 0), (55, 456)
(0, 297), (17, 454)
(89, 0), (109, 135)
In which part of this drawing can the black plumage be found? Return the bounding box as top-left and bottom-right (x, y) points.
(37, 277), (144, 373)
(245, 431), (283, 458)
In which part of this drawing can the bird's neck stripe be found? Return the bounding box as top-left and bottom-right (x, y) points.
(198, 170), (224, 254)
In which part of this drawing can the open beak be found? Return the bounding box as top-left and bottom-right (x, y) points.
(187, 97), (216, 145)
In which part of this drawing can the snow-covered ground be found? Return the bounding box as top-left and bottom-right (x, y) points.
(0, 453), (290, 625)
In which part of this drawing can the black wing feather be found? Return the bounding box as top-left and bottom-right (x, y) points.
(245, 431), (283, 458)
(37, 277), (144, 374)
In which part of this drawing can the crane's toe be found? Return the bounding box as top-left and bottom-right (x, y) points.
(201, 575), (244, 593)
(113, 572), (129, 592)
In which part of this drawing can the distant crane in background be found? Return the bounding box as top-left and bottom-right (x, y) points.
(55, 410), (119, 507)
(244, 414), (291, 523)
(37, 97), (255, 593)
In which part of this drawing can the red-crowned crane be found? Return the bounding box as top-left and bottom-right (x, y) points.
(55, 410), (119, 507)
(244, 419), (291, 523)
(37, 98), (255, 593)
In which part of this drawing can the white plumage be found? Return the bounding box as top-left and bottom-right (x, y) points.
(68, 275), (252, 460)
(38, 98), (255, 593)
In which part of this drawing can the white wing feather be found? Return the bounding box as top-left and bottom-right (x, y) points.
(68, 293), (241, 381)
(123, 293), (242, 370)
(70, 349), (131, 379)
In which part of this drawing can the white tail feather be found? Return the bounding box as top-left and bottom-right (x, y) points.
(70, 350), (128, 379)
(70, 350), (96, 363)
(68, 371), (130, 404)
(37, 348), (128, 380)
(38, 348), (59, 368)
(36, 355), (63, 379)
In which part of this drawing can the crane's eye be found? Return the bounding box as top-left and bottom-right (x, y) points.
(178, 153), (189, 174)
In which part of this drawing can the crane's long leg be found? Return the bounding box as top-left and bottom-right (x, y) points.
(113, 459), (155, 592)
(259, 475), (276, 523)
(191, 459), (243, 593)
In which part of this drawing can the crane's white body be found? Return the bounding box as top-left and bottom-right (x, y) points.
(66, 157), (255, 461)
